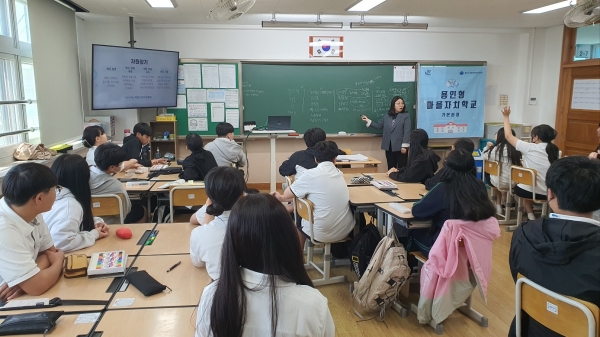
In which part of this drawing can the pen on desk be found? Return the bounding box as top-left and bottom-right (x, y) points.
(419, 194), (425, 197)
(167, 261), (181, 272)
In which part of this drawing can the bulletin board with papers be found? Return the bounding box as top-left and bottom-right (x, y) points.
(168, 60), (241, 136)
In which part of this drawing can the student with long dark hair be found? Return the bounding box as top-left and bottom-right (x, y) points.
(43, 155), (109, 252)
(387, 129), (440, 183)
(484, 127), (523, 213)
(195, 193), (334, 337)
(501, 106), (559, 220)
(424, 137), (475, 190)
(82, 126), (107, 166)
(361, 96), (412, 169)
(402, 150), (496, 256)
(190, 166), (246, 280)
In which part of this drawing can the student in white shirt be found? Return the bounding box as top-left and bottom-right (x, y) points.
(0, 163), (64, 302)
(43, 154), (109, 252)
(189, 166), (246, 280)
(196, 193), (335, 337)
(483, 127), (522, 214)
(204, 123), (247, 168)
(83, 125), (138, 171)
(502, 106), (560, 220)
(271, 140), (354, 249)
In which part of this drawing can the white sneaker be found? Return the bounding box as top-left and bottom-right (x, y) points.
(496, 205), (503, 214)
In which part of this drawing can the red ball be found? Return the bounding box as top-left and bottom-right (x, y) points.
(116, 228), (132, 240)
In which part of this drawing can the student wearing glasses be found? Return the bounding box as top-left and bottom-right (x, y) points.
(361, 96), (412, 170)
(0, 163), (65, 302)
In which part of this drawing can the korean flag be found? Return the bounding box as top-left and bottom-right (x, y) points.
(309, 37), (343, 58)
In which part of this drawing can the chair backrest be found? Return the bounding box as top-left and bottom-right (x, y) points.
(169, 186), (207, 207)
(484, 160), (500, 176)
(91, 194), (124, 223)
(341, 148), (352, 155)
(510, 166), (537, 187)
(516, 274), (600, 337)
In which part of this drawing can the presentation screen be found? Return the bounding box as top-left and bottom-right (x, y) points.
(92, 45), (179, 110)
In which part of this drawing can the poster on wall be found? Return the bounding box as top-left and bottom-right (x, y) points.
(417, 65), (486, 138)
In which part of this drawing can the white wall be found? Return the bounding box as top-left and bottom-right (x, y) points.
(29, 0), (83, 145)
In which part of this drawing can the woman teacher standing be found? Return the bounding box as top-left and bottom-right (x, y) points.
(361, 96), (412, 169)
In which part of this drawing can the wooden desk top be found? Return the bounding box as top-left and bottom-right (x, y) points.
(140, 223), (195, 256)
(348, 186), (403, 205)
(76, 223), (156, 257)
(0, 313), (99, 336)
(150, 173), (181, 181)
(115, 170), (150, 181)
(96, 307), (196, 336)
(335, 157), (382, 166)
(110, 255), (211, 309)
(121, 182), (155, 192)
(344, 173), (390, 185)
(0, 259), (133, 316)
(395, 183), (427, 201)
(150, 181), (205, 193)
(376, 202), (416, 219)
(429, 142), (454, 149)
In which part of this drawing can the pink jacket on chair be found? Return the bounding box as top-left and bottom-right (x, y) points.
(417, 217), (500, 324)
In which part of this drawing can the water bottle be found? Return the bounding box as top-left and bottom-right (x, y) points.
(155, 147), (161, 159)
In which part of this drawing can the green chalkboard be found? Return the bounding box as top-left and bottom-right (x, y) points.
(241, 63), (416, 134)
(167, 62), (241, 136)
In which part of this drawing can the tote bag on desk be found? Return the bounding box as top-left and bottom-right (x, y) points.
(13, 143), (57, 161)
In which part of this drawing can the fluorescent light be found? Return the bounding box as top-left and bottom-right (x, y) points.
(146, 0), (175, 8)
(347, 0), (386, 12)
(262, 21), (343, 29)
(523, 0), (571, 14)
(350, 22), (428, 29)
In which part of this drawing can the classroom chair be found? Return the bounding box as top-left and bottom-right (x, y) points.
(341, 148), (352, 154)
(406, 242), (489, 335)
(295, 197), (348, 287)
(168, 185), (207, 223)
(91, 194), (125, 224)
(484, 160), (516, 225)
(515, 274), (599, 337)
(506, 166), (549, 232)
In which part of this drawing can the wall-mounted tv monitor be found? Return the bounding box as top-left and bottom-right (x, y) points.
(92, 45), (179, 110)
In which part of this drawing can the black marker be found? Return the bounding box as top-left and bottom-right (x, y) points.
(166, 261), (181, 273)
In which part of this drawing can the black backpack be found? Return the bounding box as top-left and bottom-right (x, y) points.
(349, 224), (382, 279)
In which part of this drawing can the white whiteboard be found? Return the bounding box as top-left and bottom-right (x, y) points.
(571, 79), (600, 111)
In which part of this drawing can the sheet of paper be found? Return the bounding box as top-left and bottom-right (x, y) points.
(207, 89), (226, 102)
(75, 312), (101, 324)
(177, 65), (184, 80)
(225, 89), (239, 108)
(189, 118), (208, 131)
(2, 298), (50, 308)
(219, 64), (237, 88)
(176, 95), (186, 108)
(113, 298), (135, 307)
(336, 154), (369, 161)
(183, 64), (201, 88)
(211, 103), (225, 122)
(226, 109), (239, 128)
(177, 80), (185, 94)
(571, 79), (600, 110)
(201, 64), (220, 88)
(188, 103), (207, 118)
(188, 89), (207, 103)
(393, 66), (415, 82)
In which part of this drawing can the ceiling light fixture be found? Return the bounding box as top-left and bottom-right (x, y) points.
(146, 0), (175, 8)
(350, 14), (428, 29)
(346, 0), (386, 12)
(262, 13), (343, 29)
(523, 0), (572, 14)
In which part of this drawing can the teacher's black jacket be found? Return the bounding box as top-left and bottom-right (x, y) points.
(508, 217), (600, 337)
(368, 112), (411, 152)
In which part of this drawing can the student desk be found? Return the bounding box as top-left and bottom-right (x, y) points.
(343, 173), (389, 185)
(140, 223), (195, 256)
(374, 202), (431, 235)
(335, 157), (382, 174)
(0, 313), (99, 336)
(109, 255), (211, 309)
(149, 181), (204, 193)
(395, 183), (428, 201)
(348, 186), (403, 228)
(114, 171), (150, 181)
(77, 223), (156, 257)
(150, 173), (181, 181)
(95, 307), (196, 337)
(121, 182), (155, 193)
(0, 258), (133, 317)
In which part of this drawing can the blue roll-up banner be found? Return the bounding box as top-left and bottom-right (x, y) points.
(417, 65), (486, 138)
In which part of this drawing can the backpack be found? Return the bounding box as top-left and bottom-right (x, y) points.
(352, 229), (410, 320)
(349, 224), (381, 279)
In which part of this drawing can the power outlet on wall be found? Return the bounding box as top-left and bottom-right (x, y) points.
(529, 97), (537, 105)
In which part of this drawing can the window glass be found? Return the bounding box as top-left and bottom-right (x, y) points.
(15, 0), (30, 44)
(574, 25), (600, 61)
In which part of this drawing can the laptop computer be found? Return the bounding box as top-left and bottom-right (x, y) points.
(266, 116), (292, 131)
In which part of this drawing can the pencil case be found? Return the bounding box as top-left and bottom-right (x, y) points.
(0, 311), (63, 335)
(125, 270), (168, 297)
(64, 254), (88, 278)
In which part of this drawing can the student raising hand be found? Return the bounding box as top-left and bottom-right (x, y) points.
(501, 106), (511, 117)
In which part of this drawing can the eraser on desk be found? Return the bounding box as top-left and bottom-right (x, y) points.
(116, 228), (132, 240)
(288, 133), (299, 136)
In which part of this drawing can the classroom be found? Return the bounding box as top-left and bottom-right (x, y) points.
(0, 0), (599, 336)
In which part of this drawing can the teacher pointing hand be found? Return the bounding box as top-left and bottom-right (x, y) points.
(361, 96), (411, 170)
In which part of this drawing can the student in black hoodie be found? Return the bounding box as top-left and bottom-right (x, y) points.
(122, 123), (167, 167)
(423, 137), (475, 190)
(279, 128), (325, 177)
(180, 134), (218, 181)
(387, 129), (440, 184)
(509, 156), (600, 337)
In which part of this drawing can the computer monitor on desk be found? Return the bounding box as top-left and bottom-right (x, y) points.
(266, 116), (291, 131)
